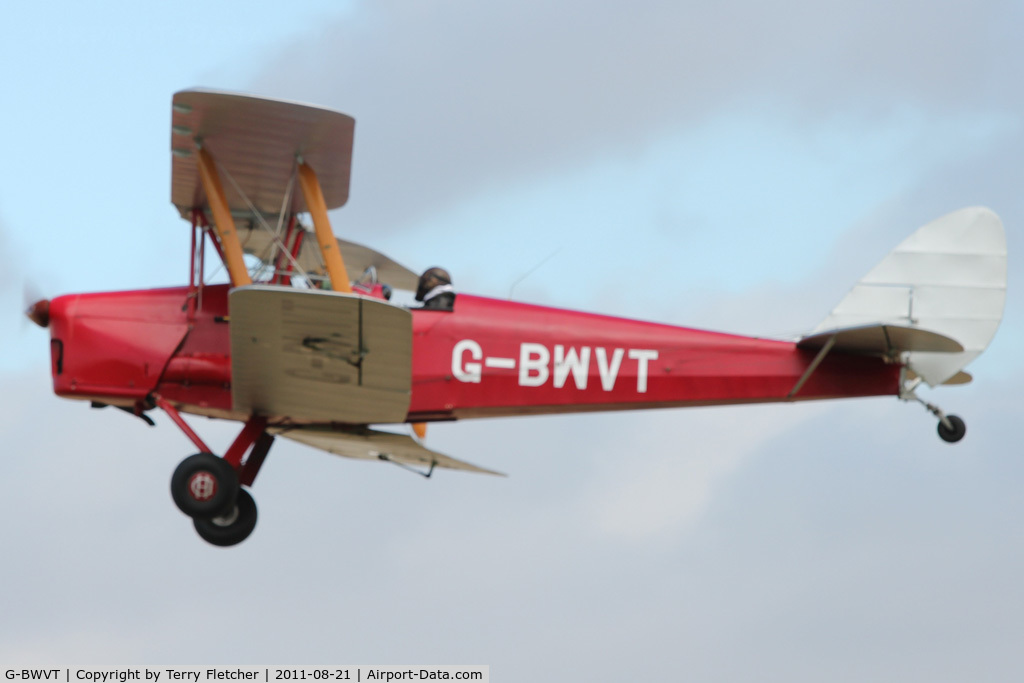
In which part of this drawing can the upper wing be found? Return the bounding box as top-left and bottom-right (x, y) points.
(276, 426), (505, 477)
(236, 225), (422, 291)
(337, 238), (421, 291)
(171, 88), (355, 219)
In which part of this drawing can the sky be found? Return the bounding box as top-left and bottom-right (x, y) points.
(1, 0), (1023, 680)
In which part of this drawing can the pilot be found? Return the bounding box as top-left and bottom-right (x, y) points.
(415, 267), (456, 310)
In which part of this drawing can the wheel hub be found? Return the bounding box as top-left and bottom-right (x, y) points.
(211, 506), (240, 527)
(187, 471), (218, 501)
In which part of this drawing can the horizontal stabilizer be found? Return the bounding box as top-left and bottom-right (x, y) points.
(798, 323), (964, 355)
(905, 368), (972, 386)
(277, 426), (505, 476)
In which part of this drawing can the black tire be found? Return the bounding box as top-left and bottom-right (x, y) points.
(193, 488), (258, 547)
(170, 453), (239, 519)
(937, 415), (967, 443)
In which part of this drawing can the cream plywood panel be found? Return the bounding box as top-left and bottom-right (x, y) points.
(230, 286), (411, 424)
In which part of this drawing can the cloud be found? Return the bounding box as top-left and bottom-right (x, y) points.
(4, 366), (1022, 680)
(247, 0), (1023, 234)
(581, 402), (832, 541)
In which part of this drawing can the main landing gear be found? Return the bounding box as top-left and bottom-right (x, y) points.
(900, 375), (967, 444)
(157, 396), (273, 546)
(171, 453), (258, 546)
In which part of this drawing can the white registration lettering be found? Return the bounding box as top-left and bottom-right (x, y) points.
(451, 340), (658, 393)
(518, 343), (550, 387)
(553, 345), (590, 389)
(628, 349), (658, 393)
(595, 347), (624, 391)
(452, 339), (483, 383)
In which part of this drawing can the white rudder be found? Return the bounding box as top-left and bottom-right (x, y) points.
(810, 206), (1007, 386)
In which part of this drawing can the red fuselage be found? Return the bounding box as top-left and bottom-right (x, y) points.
(45, 284), (900, 423)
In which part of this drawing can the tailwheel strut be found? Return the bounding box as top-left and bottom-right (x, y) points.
(899, 375), (967, 444)
(155, 395), (274, 546)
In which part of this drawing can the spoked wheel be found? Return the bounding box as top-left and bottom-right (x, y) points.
(937, 414), (967, 443)
(193, 488), (258, 547)
(170, 452), (240, 518)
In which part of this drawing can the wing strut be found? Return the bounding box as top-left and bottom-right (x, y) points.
(196, 147), (253, 288)
(298, 161), (352, 293)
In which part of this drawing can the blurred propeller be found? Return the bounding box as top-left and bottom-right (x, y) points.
(23, 280), (50, 328)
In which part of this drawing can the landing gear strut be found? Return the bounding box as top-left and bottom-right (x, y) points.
(900, 374), (967, 443)
(156, 395), (273, 546)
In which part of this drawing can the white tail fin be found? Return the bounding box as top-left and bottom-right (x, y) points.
(809, 207), (1007, 386)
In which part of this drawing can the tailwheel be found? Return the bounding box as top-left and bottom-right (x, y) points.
(900, 375), (967, 444)
(193, 488), (258, 547)
(170, 452), (240, 518)
(937, 414), (967, 443)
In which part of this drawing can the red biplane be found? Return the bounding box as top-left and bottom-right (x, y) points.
(26, 90), (1008, 546)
